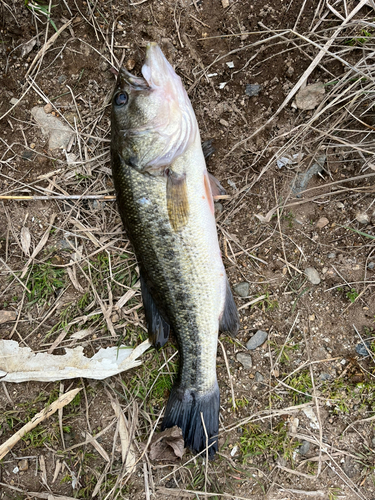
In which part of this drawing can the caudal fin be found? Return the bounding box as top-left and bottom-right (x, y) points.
(161, 382), (220, 458)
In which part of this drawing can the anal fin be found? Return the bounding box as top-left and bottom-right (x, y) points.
(219, 279), (240, 337)
(140, 273), (170, 349)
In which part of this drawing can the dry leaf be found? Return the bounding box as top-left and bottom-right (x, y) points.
(149, 426), (185, 461)
(316, 217), (329, 229)
(254, 208), (276, 223)
(20, 226), (31, 256)
(0, 339), (151, 382)
(0, 310), (17, 324)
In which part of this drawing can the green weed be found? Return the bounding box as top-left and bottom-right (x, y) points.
(252, 291), (279, 312)
(25, 0), (58, 31)
(285, 371), (312, 404)
(25, 261), (65, 305)
(239, 422), (299, 465)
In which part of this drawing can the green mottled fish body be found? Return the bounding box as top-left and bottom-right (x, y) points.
(111, 43), (239, 456)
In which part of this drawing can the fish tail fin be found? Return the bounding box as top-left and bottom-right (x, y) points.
(161, 381), (220, 458)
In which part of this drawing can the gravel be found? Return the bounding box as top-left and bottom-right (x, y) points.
(233, 282), (250, 297)
(246, 330), (268, 350)
(356, 342), (371, 357)
(304, 267), (321, 285)
(236, 352), (253, 369)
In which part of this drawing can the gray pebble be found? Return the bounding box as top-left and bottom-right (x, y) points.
(328, 252), (336, 259)
(236, 352), (252, 369)
(304, 267), (321, 285)
(255, 371), (264, 383)
(298, 440), (310, 456)
(58, 75), (67, 84)
(100, 61), (109, 72)
(246, 330), (268, 350)
(356, 212), (370, 224)
(372, 437), (375, 447)
(245, 84), (261, 97)
(356, 342), (371, 357)
(368, 262), (375, 270)
(22, 150), (34, 160)
(10, 97), (19, 105)
(319, 372), (331, 381)
(233, 282), (250, 298)
(56, 239), (72, 250)
(214, 202), (223, 216)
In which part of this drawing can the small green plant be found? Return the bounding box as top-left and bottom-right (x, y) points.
(239, 422), (299, 464)
(252, 291), (278, 312)
(328, 487), (343, 500)
(346, 288), (359, 303)
(25, 0), (58, 31)
(346, 29), (373, 46)
(25, 262), (65, 305)
(285, 371), (312, 404)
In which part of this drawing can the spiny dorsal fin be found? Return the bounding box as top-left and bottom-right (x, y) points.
(166, 169), (189, 231)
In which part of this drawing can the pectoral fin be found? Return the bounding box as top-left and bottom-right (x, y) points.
(140, 273), (170, 349)
(166, 170), (189, 231)
(208, 172), (226, 199)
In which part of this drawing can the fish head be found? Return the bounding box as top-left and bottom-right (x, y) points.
(111, 43), (198, 173)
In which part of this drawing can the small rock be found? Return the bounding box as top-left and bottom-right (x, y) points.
(356, 342), (371, 357)
(298, 440), (310, 456)
(319, 372), (331, 381)
(126, 59), (136, 71)
(214, 202), (223, 216)
(100, 60), (109, 72)
(255, 372), (264, 383)
(292, 156), (326, 195)
(221, 0), (229, 8)
(356, 212), (370, 224)
(10, 97), (19, 105)
(18, 459), (28, 471)
(58, 75), (67, 84)
(44, 103), (53, 114)
(286, 66), (294, 77)
(22, 150), (34, 161)
(372, 436), (375, 447)
(236, 352), (252, 369)
(219, 118), (229, 127)
(246, 330), (268, 350)
(328, 252), (336, 259)
(336, 202), (345, 209)
(295, 82), (325, 110)
(31, 106), (74, 150)
(245, 84), (261, 97)
(304, 267), (321, 285)
(368, 262), (375, 270)
(233, 282), (250, 297)
(316, 217), (329, 229)
(56, 239), (72, 250)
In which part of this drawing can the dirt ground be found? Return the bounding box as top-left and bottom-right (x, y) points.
(1, 0), (375, 499)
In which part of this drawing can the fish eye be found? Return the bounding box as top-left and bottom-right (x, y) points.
(115, 92), (128, 106)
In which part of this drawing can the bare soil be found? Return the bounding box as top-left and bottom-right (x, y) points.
(1, 1), (375, 499)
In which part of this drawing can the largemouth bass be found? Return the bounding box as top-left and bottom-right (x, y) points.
(111, 43), (239, 457)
